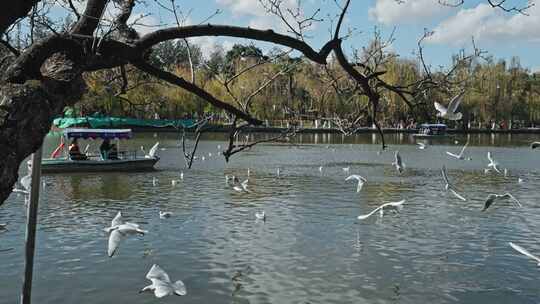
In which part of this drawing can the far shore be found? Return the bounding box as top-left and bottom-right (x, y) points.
(50, 124), (540, 135)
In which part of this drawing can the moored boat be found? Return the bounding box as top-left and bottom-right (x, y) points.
(40, 128), (159, 173)
(412, 123), (449, 138)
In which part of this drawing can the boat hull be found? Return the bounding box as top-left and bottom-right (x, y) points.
(41, 158), (159, 173)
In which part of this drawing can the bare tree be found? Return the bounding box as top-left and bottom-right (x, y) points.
(0, 0), (506, 205)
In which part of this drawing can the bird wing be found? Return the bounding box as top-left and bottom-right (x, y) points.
(147, 142), (160, 158)
(241, 179), (249, 191)
(447, 91), (465, 113)
(449, 188), (467, 201)
(446, 151), (460, 159)
(151, 279), (173, 298)
(172, 280), (187, 296)
(345, 175), (359, 181)
(441, 165), (450, 188)
(509, 242), (540, 263)
(357, 205), (384, 220)
(417, 143), (426, 149)
(487, 152), (494, 163)
(504, 193), (522, 207)
(146, 264), (172, 283)
(434, 101), (447, 114)
(108, 229), (123, 257)
(20, 174), (31, 191)
(482, 194), (496, 211)
(111, 211), (123, 227)
(356, 180), (365, 193)
(385, 200), (406, 209)
(459, 141), (469, 156)
(395, 151), (402, 167)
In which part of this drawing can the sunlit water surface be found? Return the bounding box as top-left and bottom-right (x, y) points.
(1, 132), (539, 304)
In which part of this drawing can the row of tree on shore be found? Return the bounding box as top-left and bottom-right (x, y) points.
(74, 40), (540, 128)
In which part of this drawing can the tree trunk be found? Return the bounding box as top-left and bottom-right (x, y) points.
(0, 53), (86, 205)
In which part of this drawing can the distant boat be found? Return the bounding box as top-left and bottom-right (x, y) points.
(39, 128), (159, 174)
(412, 123), (449, 138)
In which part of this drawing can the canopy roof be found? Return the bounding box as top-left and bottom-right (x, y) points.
(420, 123), (447, 128)
(64, 128), (132, 140)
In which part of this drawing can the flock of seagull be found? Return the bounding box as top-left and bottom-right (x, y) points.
(102, 211), (185, 298)
(6, 91), (540, 300)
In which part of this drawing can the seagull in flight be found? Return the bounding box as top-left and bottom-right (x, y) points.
(392, 151), (404, 174)
(145, 142), (160, 158)
(441, 166), (466, 201)
(105, 212), (147, 257)
(446, 141), (471, 160)
(531, 142), (540, 149)
(342, 167), (350, 173)
(434, 91), (465, 120)
(159, 211), (172, 219)
(487, 152), (502, 174)
(140, 264), (186, 298)
(417, 142), (427, 150)
(13, 173), (32, 204)
(509, 242), (540, 266)
(482, 193), (521, 211)
(255, 211), (266, 221)
(357, 200), (405, 220)
(233, 179), (249, 192)
(345, 175), (367, 193)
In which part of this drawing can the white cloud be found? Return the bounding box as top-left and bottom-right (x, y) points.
(215, 0), (314, 35)
(216, 0), (268, 16)
(368, 0), (451, 25)
(190, 36), (234, 59)
(427, 3), (540, 45)
(129, 14), (161, 36)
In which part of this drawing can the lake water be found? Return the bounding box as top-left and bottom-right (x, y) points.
(1, 132), (539, 304)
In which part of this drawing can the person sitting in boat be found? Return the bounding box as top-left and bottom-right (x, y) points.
(100, 139), (119, 160)
(68, 139), (87, 161)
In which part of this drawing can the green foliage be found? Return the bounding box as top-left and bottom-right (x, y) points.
(75, 42), (540, 126)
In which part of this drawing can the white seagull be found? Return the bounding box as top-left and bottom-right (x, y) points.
(434, 91), (465, 120)
(417, 142), (427, 150)
(357, 200), (405, 220)
(159, 211), (172, 219)
(441, 166), (466, 201)
(345, 175), (367, 193)
(105, 212), (147, 257)
(233, 179), (249, 192)
(482, 193), (521, 211)
(487, 152), (502, 174)
(152, 177), (158, 187)
(342, 167), (350, 173)
(140, 264), (186, 298)
(392, 151), (404, 174)
(319, 166), (323, 173)
(446, 141), (471, 160)
(13, 174), (31, 195)
(509, 242), (540, 266)
(145, 142), (160, 158)
(255, 211), (266, 221)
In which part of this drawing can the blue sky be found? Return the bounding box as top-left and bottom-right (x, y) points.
(60, 0), (540, 71)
